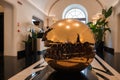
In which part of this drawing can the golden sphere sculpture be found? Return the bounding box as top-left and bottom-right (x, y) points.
(44, 19), (95, 72)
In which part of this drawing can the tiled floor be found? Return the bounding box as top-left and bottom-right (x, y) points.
(0, 52), (120, 80)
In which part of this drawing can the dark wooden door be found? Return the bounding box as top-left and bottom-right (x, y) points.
(0, 13), (4, 54)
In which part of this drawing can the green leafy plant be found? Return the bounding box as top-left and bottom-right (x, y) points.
(87, 7), (113, 43)
(23, 35), (32, 43)
(23, 29), (38, 44)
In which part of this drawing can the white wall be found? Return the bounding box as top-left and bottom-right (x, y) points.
(100, 0), (117, 8)
(16, 0), (46, 51)
(2, 0), (47, 56)
(108, 0), (120, 53)
(100, 0), (120, 52)
(0, 0), (15, 56)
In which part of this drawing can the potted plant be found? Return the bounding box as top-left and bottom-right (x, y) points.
(23, 29), (39, 66)
(87, 7), (113, 59)
(23, 29), (37, 55)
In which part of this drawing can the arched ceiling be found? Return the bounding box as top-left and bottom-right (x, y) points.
(27, 0), (118, 16)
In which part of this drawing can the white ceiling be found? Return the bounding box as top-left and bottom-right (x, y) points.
(27, 0), (56, 15)
(27, 0), (119, 15)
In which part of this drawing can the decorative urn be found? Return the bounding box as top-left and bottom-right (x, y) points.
(44, 19), (95, 72)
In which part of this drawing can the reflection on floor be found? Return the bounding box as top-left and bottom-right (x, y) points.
(0, 52), (120, 80)
(0, 56), (25, 80)
(104, 52), (120, 73)
(0, 54), (40, 80)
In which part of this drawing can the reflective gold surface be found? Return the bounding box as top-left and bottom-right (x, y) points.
(44, 19), (95, 72)
(45, 42), (95, 72)
(45, 52), (95, 72)
(46, 19), (95, 44)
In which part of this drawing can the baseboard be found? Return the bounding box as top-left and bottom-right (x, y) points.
(17, 50), (44, 59)
(104, 46), (114, 55)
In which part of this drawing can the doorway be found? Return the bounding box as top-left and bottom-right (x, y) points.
(0, 12), (4, 54)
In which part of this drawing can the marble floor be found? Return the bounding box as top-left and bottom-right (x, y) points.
(0, 54), (40, 80)
(104, 52), (120, 73)
(0, 56), (25, 80)
(0, 52), (120, 80)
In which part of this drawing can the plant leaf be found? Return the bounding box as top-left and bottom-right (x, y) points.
(102, 8), (106, 15)
(105, 7), (113, 18)
(104, 28), (111, 33)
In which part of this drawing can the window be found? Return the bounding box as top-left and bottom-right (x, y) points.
(62, 4), (88, 23)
